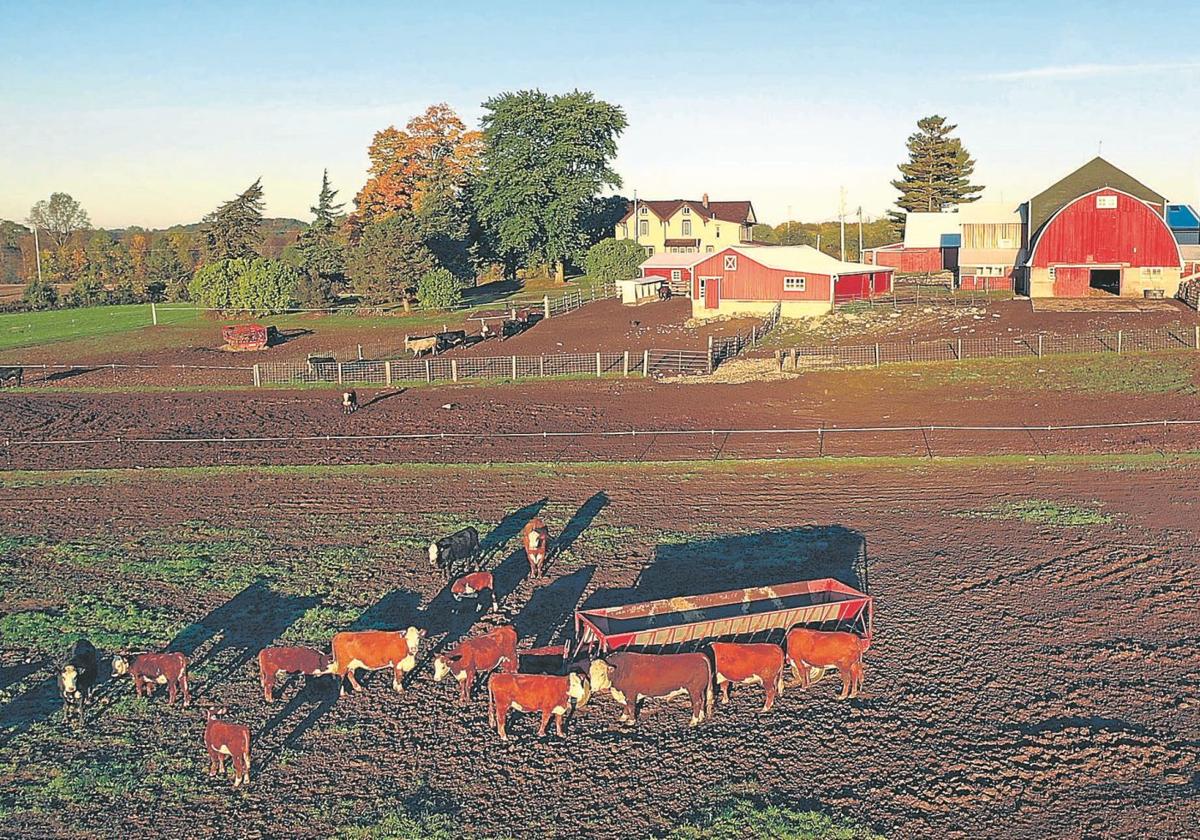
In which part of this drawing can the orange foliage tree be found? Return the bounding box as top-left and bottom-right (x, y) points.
(353, 103), (482, 225)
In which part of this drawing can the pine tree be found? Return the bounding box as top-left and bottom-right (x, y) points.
(889, 116), (982, 232)
(311, 170), (344, 226)
(202, 179), (265, 261)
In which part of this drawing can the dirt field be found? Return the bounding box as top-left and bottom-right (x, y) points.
(0, 458), (1196, 838)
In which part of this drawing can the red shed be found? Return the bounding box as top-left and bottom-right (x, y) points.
(638, 251), (710, 297)
(1026, 187), (1182, 298)
(690, 246), (893, 319)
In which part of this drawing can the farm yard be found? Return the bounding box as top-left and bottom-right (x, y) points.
(0, 458), (1196, 838)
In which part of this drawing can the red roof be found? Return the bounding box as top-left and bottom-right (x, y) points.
(619, 199), (755, 226)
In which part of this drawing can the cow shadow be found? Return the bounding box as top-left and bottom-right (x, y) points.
(556, 492), (609, 559)
(0, 664), (63, 749)
(479, 498), (547, 564)
(515, 565), (597, 648)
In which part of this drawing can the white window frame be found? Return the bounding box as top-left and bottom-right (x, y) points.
(724, 255), (738, 271)
(706, 245), (714, 253)
(681, 218), (692, 236)
(698, 277), (706, 299)
(671, 269), (682, 281)
(783, 276), (806, 292)
(638, 219), (649, 237)
(645, 246), (654, 256)
(639, 206), (648, 215)
(1096, 195), (1118, 209)
(681, 206), (690, 215)
(1048, 266), (1056, 281)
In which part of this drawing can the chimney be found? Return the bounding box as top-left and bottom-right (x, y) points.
(702, 193), (709, 208)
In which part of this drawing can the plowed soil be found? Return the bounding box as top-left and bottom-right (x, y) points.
(0, 459), (1196, 838)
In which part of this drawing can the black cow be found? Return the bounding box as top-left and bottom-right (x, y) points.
(429, 526), (480, 580)
(58, 638), (98, 727)
(0, 366), (23, 387)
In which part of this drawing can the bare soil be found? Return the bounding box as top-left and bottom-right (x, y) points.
(0, 460), (1195, 838)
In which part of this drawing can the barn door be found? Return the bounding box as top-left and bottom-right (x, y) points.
(704, 277), (720, 309)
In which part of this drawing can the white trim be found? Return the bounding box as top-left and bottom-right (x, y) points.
(723, 255), (738, 271)
(782, 276), (807, 291)
(1026, 186), (1184, 269)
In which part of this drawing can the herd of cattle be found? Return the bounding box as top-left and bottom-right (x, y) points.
(51, 517), (870, 788)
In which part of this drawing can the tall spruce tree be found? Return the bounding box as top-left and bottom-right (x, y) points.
(889, 116), (982, 232)
(202, 178), (265, 261)
(294, 171), (348, 304)
(311, 169), (344, 225)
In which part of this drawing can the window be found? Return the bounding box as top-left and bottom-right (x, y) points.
(638, 219), (649, 237)
(698, 277), (706, 299)
(639, 206), (648, 215)
(681, 219), (692, 236)
(671, 269), (682, 281)
(724, 255), (738, 271)
(1096, 195), (1118, 209)
(783, 276), (806, 291)
(1048, 267), (1056, 281)
(706, 245), (714, 253)
(645, 246), (654, 256)
(682, 206), (690, 215)
(1141, 267), (1163, 279)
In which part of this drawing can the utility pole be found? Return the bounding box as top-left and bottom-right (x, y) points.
(857, 206), (863, 261)
(787, 204), (792, 246)
(632, 188), (639, 244)
(839, 187), (847, 261)
(31, 222), (43, 283)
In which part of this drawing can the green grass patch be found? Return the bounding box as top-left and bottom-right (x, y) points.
(670, 798), (882, 839)
(960, 498), (1112, 526)
(280, 605), (361, 644)
(338, 811), (463, 840)
(0, 591), (181, 653)
(0, 304), (200, 352)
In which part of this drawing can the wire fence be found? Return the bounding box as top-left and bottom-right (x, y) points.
(4, 418), (1197, 470)
(834, 285), (1011, 310)
(711, 303), (782, 364)
(777, 324), (1200, 372)
(1179, 279), (1200, 311)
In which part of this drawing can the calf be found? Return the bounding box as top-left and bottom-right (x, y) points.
(58, 638), (99, 727)
(330, 627), (424, 695)
(257, 646), (334, 702)
(710, 642), (785, 712)
(204, 708), (251, 788)
(0, 366), (22, 387)
(589, 651), (713, 727)
(429, 526), (480, 580)
(405, 334), (438, 357)
(433, 625), (518, 704)
(784, 627), (868, 700)
(521, 517), (550, 578)
(487, 671), (590, 741)
(450, 570), (498, 613)
(341, 390), (358, 414)
(112, 652), (191, 706)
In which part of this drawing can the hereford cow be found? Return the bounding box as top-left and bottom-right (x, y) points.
(112, 652), (191, 706)
(487, 671), (590, 741)
(784, 627), (868, 700)
(589, 651), (713, 727)
(258, 646), (334, 702)
(429, 526), (479, 580)
(204, 707), (251, 788)
(450, 570), (498, 613)
(521, 517), (550, 578)
(330, 627), (425, 695)
(0, 366), (22, 388)
(58, 638), (99, 727)
(710, 642), (785, 712)
(433, 625), (518, 704)
(342, 390), (358, 415)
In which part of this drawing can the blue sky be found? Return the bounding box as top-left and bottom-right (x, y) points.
(3, 1), (1199, 228)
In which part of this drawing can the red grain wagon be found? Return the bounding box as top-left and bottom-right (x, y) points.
(221, 324), (271, 351)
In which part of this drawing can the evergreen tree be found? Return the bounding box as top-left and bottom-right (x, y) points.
(345, 214), (435, 305)
(202, 178), (265, 261)
(294, 171), (348, 304)
(311, 169), (344, 225)
(146, 245), (191, 301)
(889, 116), (982, 232)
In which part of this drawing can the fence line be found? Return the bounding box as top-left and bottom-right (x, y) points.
(778, 324), (1200, 372)
(836, 284), (1010, 310)
(710, 303), (782, 366)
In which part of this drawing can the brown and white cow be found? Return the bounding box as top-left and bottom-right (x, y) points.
(710, 642), (785, 712)
(204, 707), (251, 788)
(487, 671), (590, 741)
(112, 652), (191, 707)
(450, 571), (498, 613)
(257, 646), (334, 702)
(330, 628), (424, 696)
(432, 625), (518, 704)
(521, 517), (550, 578)
(784, 627), (868, 700)
(588, 651), (713, 727)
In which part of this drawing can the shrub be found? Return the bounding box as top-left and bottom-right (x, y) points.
(188, 257), (299, 313)
(416, 267), (462, 311)
(292, 271), (338, 309)
(583, 237), (646, 283)
(21, 278), (59, 310)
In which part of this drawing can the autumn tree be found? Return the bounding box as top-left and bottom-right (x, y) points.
(354, 104), (483, 224)
(28, 192), (91, 250)
(890, 115), (982, 232)
(202, 179), (266, 261)
(474, 90), (627, 280)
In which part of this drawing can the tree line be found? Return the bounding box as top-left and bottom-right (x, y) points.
(7, 91), (630, 313)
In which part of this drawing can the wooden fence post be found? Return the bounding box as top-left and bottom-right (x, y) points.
(357, 344), (363, 360)
(544, 295), (551, 319)
(751, 325), (757, 347)
(252, 364), (260, 387)
(708, 335), (715, 373)
(451, 359), (459, 382)
(1117, 330), (1123, 354)
(425, 359), (432, 383)
(956, 338), (962, 361)
(385, 360), (392, 386)
(596, 352), (602, 378)
(623, 350), (629, 377)
(643, 350), (650, 378)
(511, 355), (517, 380)
(1037, 335), (1043, 358)
(337, 362), (343, 385)
(875, 343), (880, 366)
(1195, 325), (1199, 349)
(150, 302), (157, 326)
(539, 355), (545, 377)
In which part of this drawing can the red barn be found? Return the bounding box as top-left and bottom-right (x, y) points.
(1022, 158), (1182, 298)
(638, 252), (710, 297)
(690, 246), (893, 319)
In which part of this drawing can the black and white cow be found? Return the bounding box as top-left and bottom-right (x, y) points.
(342, 390), (358, 415)
(0, 366), (23, 388)
(58, 638), (99, 727)
(429, 526), (480, 580)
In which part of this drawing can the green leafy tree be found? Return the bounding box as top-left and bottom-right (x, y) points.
(416, 267), (462, 310)
(66, 274), (108, 307)
(583, 237), (645, 283)
(28, 192), (91, 250)
(345, 215), (435, 305)
(189, 257), (298, 313)
(414, 158), (474, 284)
(475, 89), (627, 280)
(146, 246), (191, 301)
(202, 179), (265, 261)
(22, 277), (59, 310)
(889, 115), (982, 232)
